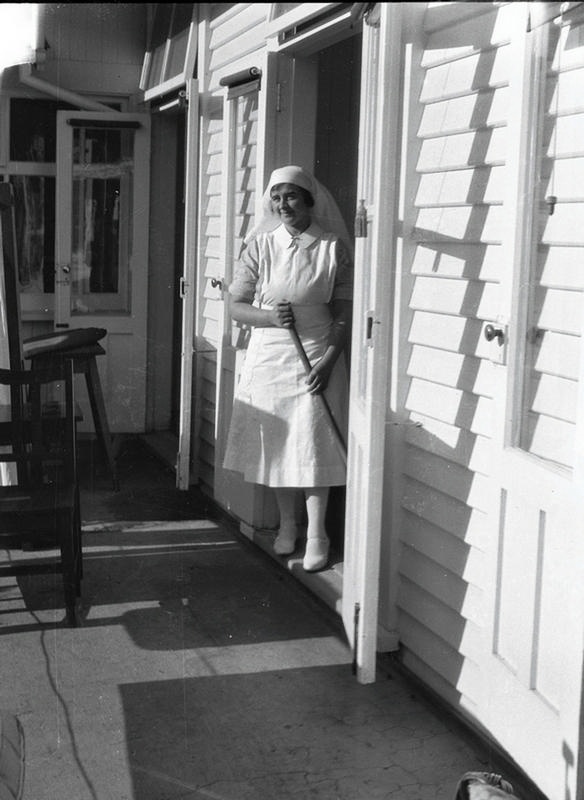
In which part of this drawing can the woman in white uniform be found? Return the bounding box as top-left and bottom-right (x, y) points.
(223, 165), (353, 572)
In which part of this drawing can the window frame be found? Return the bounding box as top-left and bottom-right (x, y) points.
(140, 4), (198, 102)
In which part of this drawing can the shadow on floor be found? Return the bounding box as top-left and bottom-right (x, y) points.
(0, 435), (539, 800)
(79, 434), (214, 523)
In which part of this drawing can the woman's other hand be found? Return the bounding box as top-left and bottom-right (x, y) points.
(306, 358), (333, 395)
(229, 297), (294, 329)
(272, 301), (295, 328)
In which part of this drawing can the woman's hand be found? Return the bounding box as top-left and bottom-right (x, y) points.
(272, 301), (295, 329)
(229, 298), (294, 329)
(306, 357), (334, 395)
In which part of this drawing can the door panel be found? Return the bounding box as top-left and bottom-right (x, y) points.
(56, 112), (151, 433)
(177, 80), (199, 489)
(485, 10), (584, 797)
(342, 5), (402, 683)
(213, 84), (277, 528)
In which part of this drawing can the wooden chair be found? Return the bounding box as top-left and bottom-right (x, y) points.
(0, 182), (119, 491)
(0, 359), (82, 626)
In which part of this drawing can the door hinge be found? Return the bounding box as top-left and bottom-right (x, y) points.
(355, 199), (368, 238)
(276, 82), (282, 113)
(352, 602), (360, 675)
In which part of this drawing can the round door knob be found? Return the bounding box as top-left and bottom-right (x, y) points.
(484, 323), (504, 344)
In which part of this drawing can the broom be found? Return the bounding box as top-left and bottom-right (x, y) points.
(288, 324), (347, 464)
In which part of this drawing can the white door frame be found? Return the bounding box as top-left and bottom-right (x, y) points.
(177, 79), (200, 489)
(342, 3), (403, 683)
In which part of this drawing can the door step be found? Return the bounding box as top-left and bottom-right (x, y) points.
(240, 522), (344, 615)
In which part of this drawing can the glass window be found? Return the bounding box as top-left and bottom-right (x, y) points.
(70, 125), (135, 312)
(10, 176), (56, 293)
(269, 3), (301, 20)
(141, 4), (196, 99)
(515, 18), (584, 470)
(144, 4), (173, 91)
(166, 3), (194, 78)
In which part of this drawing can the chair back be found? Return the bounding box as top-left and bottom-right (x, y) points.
(0, 360), (76, 488)
(0, 183), (23, 371)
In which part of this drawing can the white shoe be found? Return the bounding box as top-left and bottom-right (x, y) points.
(303, 537), (330, 572)
(273, 526), (297, 556)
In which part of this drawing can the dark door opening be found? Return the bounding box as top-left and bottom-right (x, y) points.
(314, 32), (362, 556)
(171, 112), (186, 434)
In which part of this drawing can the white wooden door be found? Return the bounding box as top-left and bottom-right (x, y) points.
(55, 111), (151, 433)
(177, 80), (199, 489)
(213, 81), (277, 529)
(484, 9), (584, 797)
(342, 5), (402, 684)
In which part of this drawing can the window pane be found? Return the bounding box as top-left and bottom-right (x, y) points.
(271, 3), (301, 19)
(166, 4), (194, 79)
(145, 4), (173, 90)
(10, 175), (55, 293)
(517, 21), (584, 469)
(71, 127), (135, 313)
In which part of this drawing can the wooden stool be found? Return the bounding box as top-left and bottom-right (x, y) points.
(27, 343), (119, 492)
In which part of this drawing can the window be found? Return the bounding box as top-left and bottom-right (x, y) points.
(513, 13), (584, 469)
(266, 3), (355, 49)
(5, 99), (75, 296)
(0, 98), (124, 311)
(140, 4), (197, 102)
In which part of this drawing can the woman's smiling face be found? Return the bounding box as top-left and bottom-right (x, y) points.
(270, 183), (312, 233)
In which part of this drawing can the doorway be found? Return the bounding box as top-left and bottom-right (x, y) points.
(314, 33), (362, 559)
(314, 34), (362, 236)
(171, 112), (186, 434)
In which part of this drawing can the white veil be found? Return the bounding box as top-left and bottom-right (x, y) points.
(245, 165), (354, 255)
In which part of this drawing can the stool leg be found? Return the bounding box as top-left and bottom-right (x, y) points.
(85, 357), (119, 491)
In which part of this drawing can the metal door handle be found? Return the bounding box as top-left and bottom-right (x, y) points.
(211, 277), (223, 290)
(484, 324), (505, 344)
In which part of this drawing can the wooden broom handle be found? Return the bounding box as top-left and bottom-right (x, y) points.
(288, 324), (347, 464)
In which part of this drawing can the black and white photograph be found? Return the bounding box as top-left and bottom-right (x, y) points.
(0, 3), (581, 799)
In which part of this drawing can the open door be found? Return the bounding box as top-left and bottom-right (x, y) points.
(55, 111), (151, 433)
(176, 79), (199, 489)
(342, 4), (403, 683)
(482, 8), (584, 796)
(213, 72), (278, 529)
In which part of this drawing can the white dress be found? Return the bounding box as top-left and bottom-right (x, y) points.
(222, 222), (353, 488)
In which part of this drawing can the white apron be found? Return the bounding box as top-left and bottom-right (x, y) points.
(222, 224), (350, 488)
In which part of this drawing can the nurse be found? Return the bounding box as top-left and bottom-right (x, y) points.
(223, 165), (353, 572)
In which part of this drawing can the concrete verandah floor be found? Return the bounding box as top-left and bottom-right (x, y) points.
(1, 437), (511, 800)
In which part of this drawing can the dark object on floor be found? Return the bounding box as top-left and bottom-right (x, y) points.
(0, 712), (24, 800)
(455, 772), (519, 799)
(0, 360), (82, 626)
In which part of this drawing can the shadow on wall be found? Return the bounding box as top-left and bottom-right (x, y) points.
(386, 9), (572, 799)
(392, 23), (509, 699)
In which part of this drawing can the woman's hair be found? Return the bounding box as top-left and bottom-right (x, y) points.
(270, 182), (315, 208)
